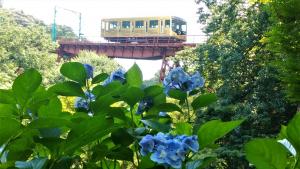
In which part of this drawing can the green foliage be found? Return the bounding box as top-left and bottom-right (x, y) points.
(170, 47), (200, 73)
(265, 0), (300, 102)
(0, 62), (241, 169)
(0, 9), (61, 88)
(245, 139), (287, 169)
(198, 120), (244, 148)
(71, 50), (120, 75)
(195, 0), (297, 167)
(245, 112), (300, 169)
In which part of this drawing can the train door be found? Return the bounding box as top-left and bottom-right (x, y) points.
(145, 21), (148, 32)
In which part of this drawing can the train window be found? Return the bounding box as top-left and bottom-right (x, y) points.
(122, 21), (130, 29)
(165, 20), (170, 28)
(135, 21), (144, 28)
(109, 21), (118, 29)
(149, 20), (158, 28)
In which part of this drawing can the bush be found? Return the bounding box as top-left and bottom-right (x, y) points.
(0, 62), (242, 169)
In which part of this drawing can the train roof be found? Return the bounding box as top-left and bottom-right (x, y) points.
(101, 16), (186, 22)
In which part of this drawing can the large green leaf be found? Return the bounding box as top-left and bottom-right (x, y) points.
(245, 138), (287, 169)
(0, 89), (15, 104)
(168, 89), (187, 102)
(49, 81), (85, 97)
(286, 112), (300, 154)
(141, 119), (171, 132)
(60, 62), (87, 85)
(197, 119), (243, 148)
(144, 85), (163, 97)
(106, 147), (134, 161)
(6, 134), (34, 161)
(0, 117), (20, 145)
(0, 104), (18, 118)
(92, 73), (109, 84)
(191, 93), (217, 111)
(38, 97), (63, 118)
(15, 157), (47, 169)
(12, 69), (42, 106)
(125, 63), (143, 87)
(111, 128), (134, 146)
(174, 122), (192, 135)
(122, 87), (144, 108)
(148, 103), (183, 115)
(63, 115), (113, 154)
(29, 118), (71, 129)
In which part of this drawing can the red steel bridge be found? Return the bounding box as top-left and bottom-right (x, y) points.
(57, 36), (204, 79)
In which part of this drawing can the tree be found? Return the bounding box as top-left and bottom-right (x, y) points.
(0, 9), (61, 88)
(71, 50), (120, 75)
(265, 0), (300, 103)
(195, 0), (297, 168)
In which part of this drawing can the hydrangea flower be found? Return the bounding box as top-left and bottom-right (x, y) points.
(83, 64), (94, 79)
(139, 132), (199, 169)
(103, 69), (126, 86)
(163, 67), (205, 94)
(74, 91), (95, 110)
(136, 97), (154, 115)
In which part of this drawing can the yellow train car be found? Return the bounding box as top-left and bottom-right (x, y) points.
(101, 16), (187, 43)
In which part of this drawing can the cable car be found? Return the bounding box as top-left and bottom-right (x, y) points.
(101, 16), (187, 43)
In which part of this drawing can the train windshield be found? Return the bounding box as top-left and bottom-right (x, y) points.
(171, 17), (187, 35)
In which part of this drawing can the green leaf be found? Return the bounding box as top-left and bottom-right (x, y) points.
(286, 112), (300, 154)
(191, 93), (217, 110)
(111, 128), (134, 146)
(0, 104), (18, 118)
(139, 155), (155, 169)
(141, 119), (171, 132)
(149, 103), (183, 115)
(92, 73), (109, 84)
(0, 117), (20, 145)
(38, 97), (63, 118)
(126, 63), (143, 87)
(168, 89), (187, 102)
(15, 157), (47, 169)
(6, 134), (34, 161)
(60, 62), (87, 85)
(0, 89), (15, 104)
(106, 147), (134, 161)
(49, 81), (85, 97)
(91, 144), (109, 161)
(144, 85), (163, 97)
(12, 69), (42, 106)
(29, 118), (70, 129)
(245, 138), (287, 169)
(39, 128), (61, 138)
(174, 122), (192, 135)
(122, 87), (144, 108)
(197, 119), (243, 148)
(63, 115), (113, 154)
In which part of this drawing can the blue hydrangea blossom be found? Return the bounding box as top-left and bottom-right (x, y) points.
(74, 91), (95, 110)
(136, 97), (154, 115)
(139, 132), (199, 169)
(163, 67), (205, 94)
(83, 64), (94, 79)
(103, 69), (126, 86)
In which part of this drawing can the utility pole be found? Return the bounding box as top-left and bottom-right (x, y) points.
(51, 6), (82, 42)
(51, 6), (57, 42)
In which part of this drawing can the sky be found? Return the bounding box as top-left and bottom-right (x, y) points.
(3, 0), (205, 80)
